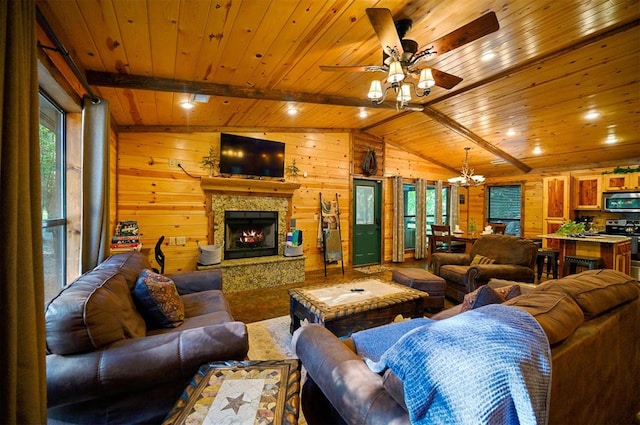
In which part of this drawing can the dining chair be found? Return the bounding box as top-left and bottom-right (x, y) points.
(428, 225), (466, 265)
(488, 222), (506, 234)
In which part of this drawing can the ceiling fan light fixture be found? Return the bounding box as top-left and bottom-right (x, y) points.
(417, 68), (435, 89)
(387, 61), (405, 84)
(368, 80), (383, 100)
(397, 84), (412, 103)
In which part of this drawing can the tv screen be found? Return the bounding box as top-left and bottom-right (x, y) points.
(219, 133), (285, 178)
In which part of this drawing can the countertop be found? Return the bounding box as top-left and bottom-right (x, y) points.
(539, 234), (631, 244)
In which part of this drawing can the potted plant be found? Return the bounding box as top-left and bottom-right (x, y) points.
(201, 146), (219, 177)
(286, 159), (300, 181)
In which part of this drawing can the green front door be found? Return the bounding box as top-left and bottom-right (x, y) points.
(353, 179), (382, 266)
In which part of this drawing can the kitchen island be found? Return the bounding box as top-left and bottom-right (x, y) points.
(540, 234), (631, 276)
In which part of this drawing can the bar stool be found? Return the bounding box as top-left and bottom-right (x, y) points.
(563, 255), (602, 276)
(537, 248), (559, 281)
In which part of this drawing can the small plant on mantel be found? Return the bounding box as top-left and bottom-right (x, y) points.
(286, 159), (300, 180)
(201, 146), (219, 177)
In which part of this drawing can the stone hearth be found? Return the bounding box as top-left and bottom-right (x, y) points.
(201, 177), (303, 292)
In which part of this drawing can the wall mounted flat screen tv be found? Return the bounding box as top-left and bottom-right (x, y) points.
(219, 133), (285, 178)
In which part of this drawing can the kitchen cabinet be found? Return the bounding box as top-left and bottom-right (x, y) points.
(603, 172), (640, 190)
(543, 176), (570, 248)
(573, 175), (602, 210)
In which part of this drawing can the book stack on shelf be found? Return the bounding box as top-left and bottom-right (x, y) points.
(110, 220), (142, 252)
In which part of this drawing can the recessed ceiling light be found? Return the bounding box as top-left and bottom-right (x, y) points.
(584, 110), (600, 120)
(481, 50), (496, 61)
(287, 107), (298, 116)
(179, 101), (195, 110)
(506, 129), (516, 137)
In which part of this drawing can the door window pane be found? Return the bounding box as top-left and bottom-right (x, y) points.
(356, 186), (374, 225)
(404, 184), (416, 249)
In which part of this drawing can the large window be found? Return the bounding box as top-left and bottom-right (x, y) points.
(486, 185), (522, 235)
(40, 92), (66, 302)
(403, 184), (416, 249)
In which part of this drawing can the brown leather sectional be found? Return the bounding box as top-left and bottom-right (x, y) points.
(293, 269), (640, 424)
(45, 252), (248, 424)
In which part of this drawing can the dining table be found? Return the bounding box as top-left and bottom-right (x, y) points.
(451, 232), (481, 252)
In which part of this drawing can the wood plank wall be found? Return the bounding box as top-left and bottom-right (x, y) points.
(115, 131), (631, 273)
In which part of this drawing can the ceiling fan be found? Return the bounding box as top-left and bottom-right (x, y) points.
(320, 8), (499, 104)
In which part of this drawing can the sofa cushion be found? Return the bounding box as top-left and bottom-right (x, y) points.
(95, 251), (153, 290)
(469, 234), (538, 268)
(470, 254), (495, 265)
(133, 269), (185, 328)
(536, 269), (640, 319)
(504, 291), (584, 345)
(438, 265), (470, 286)
(460, 284), (521, 312)
(45, 269), (147, 354)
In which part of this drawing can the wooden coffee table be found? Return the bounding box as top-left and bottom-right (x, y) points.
(163, 360), (301, 425)
(288, 278), (428, 337)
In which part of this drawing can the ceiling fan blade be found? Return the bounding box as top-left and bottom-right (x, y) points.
(409, 64), (463, 89)
(431, 68), (463, 89)
(319, 65), (387, 73)
(366, 8), (404, 58)
(430, 11), (499, 56)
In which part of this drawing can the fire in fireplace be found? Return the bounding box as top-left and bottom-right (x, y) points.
(224, 211), (278, 259)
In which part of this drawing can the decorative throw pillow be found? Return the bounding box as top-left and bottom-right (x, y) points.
(470, 254), (496, 265)
(132, 269), (185, 328)
(460, 284), (521, 312)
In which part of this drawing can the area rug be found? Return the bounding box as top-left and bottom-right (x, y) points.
(355, 264), (392, 274)
(247, 315), (297, 360)
(247, 316), (308, 424)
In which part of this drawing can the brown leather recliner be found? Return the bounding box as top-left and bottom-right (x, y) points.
(45, 252), (249, 424)
(433, 234), (537, 303)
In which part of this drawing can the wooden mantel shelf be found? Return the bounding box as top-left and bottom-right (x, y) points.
(200, 176), (300, 197)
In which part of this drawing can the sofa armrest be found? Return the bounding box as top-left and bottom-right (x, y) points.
(292, 324), (408, 424)
(47, 321), (248, 408)
(467, 264), (536, 289)
(166, 269), (222, 294)
(432, 253), (470, 274)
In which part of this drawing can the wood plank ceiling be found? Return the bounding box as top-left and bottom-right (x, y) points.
(36, 0), (640, 177)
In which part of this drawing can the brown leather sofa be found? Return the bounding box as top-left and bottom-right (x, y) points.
(45, 251), (249, 424)
(432, 234), (538, 302)
(293, 269), (640, 424)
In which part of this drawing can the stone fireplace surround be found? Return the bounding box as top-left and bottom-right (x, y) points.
(201, 177), (304, 292)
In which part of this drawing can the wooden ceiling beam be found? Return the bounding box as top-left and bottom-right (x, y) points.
(422, 106), (532, 173)
(117, 125), (354, 133)
(86, 70), (424, 112)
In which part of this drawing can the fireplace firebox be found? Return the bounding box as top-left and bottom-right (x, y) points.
(224, 211), (278, 259)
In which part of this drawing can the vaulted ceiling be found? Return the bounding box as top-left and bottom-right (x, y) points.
(36, 0), (640, 178)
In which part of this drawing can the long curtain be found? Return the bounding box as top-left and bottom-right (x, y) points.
(450, 184), (460, 229)
(392, 176), (404, 262)
(415, 178), (427, 259)
(435, 180), (444, 224)
(81, 97), (110, 272)
(0, 0), (48, 422)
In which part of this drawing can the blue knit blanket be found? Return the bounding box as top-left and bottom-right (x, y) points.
(366, 304), (551, 425)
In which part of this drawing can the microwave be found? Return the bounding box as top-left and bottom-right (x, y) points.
(603, 191), (640, 213)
